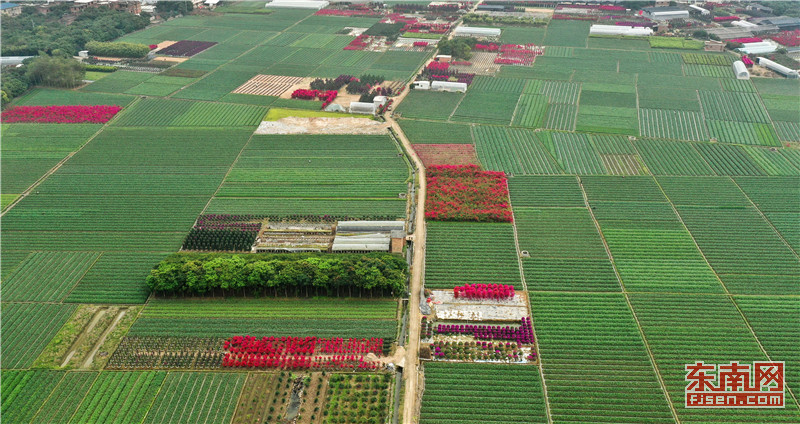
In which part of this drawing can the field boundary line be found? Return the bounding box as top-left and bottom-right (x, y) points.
(1, 97), (141, 217)
(198, 131), (256, 216)
(729, 177), (800, 260)
(653, 176), (800, 410)
(26, 371), (70, 423)
(577, 176), (682, 424)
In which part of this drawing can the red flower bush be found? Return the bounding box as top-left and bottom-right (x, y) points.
(770, 30), (800, 47)
(426, 61), (450, 71)
(149, 44), (158, 50)
(413, 41), (429, 47)
(290, 89), (338, 109)
(221, 336), (384, 370)
(728, 37), (762, 43)
(454, 283), (515, 300)
(1, 105), (122, 123)
(713, 16), (739, 22)
(425, 164), (513, 222)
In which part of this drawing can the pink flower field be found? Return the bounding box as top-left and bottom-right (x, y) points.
(1, 105), (122, 124)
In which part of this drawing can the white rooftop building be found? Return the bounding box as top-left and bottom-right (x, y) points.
(641, 6), (690, 21)
(453, 26), (501, 38)
(732, 61), (750, 80)
(349, 102), (377, 115)
(739, 41), (777, 55)
(266, 0), (329, 9)
(590, 25), (654, 37)
(689, 4), (709, 15)
(431, 81), (468, 93)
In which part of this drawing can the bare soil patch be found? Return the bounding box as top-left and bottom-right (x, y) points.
(413, 144), (479, 166)
(255, 117), (388, 135)
(234, 74), (305, 96)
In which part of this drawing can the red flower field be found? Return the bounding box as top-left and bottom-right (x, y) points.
(425, 164), (513, 222)
(1, 105), (122, 123)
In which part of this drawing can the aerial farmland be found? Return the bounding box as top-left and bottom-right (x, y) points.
(1, 0), (799, 423)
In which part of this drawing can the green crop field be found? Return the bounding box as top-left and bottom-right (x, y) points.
(143, 373), (244, 424)
(1, 303), (76, 369)
(420, 363), (547, 423)
(473, 126), (561, 175)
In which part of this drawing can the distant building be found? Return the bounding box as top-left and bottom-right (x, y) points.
(751, 16), (800, 31)
(689, 4), (710, 16)
(453, 26), (501, 38)
(431, 81), (468, 93)
(746, 3), (773, 14)
(641, 6), (690, 21)
(590, 24), (653, 37)
(266, 0), (329, 10)
(704, 40), (724, 52)
(738, 41), (777, 55)
(0, 2), (21, 16)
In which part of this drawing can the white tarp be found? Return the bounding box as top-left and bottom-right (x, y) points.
(590, 24), (653, 37)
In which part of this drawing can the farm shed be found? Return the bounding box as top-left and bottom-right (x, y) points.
(640, 6), (689, 21)
(753, 16), (800, 31)
(331, 233), (391, 252)
(266, 0), (329, 9)
(454, 26), (502, 38)
(756, 57), (800, 78)
(732, 61), (750, 80)
(590, 24), (653, 37)
(431, 81), (468, 93)
(349, 101), (377, 115)
(732, 20), (758, 28)
(413, 81), (431, 90)
(738, 41), (777, 55)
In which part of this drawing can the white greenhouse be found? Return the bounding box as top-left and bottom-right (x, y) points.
(266, 0), (329, 9)
(349, 102), (377, 115)
(431, 81), (468, 93)
(732, 61), (750, 80)
(453, 26), (501, 38)
(589, 25), (653, 37)
(756, 57), (800, 78)
(739, 42), (777, 55)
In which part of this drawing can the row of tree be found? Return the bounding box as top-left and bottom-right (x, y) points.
(2, 54), (87, 105)
(86, 41), (150, 58)
(146, 253), (409, 297)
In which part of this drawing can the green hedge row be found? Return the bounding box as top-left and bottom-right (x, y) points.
(86, 41), (150, 58)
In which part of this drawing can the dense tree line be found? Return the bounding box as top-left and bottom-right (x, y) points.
(146, 253), (409, 297)
(86, 41), (150, 58)
(156, 1), (194, 17)
(437, 38), (478, 60)
(1, 5), (150, 56)
(1, 54), (87, 105)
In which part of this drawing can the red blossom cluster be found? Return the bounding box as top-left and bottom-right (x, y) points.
(713, 16), (739, 22)
(552, 14), (598, 21)
(1, 105), (122, 123)
(769, 30), (800, 47)
(382, 14), (418, 25)
(599, 4), (626, 11)
(404, 22), (451, 34)
(741, 56), (754, 67)
(290, 89), (338, 109)
(454, 283), (515, 300)
(345, 34), (371, 50)
(413, 41), (429, 47)
(221, 336), (383, 370)
(427, 61), (450, 71)
(451, 61), (472, 66)
(149, 44), (158, 50)
(425, 164), (513, 223)
(314, 7), (379, 16)
(494, 44), (543, 66)
(475, 43), (499, 51)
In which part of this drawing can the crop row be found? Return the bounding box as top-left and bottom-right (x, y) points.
(113, 98), (267, 127)
(1, 303), (76, 369)
(638, 108), (707, 142)
(551, 133), (605, 174)
(698, 91), (771, 123)
(707, 121), (781, 146)
(472, 126), (561, 175)
(507, 175), (585, 208)
(1, 251), (100, 302)
(543, 103), (576, 131)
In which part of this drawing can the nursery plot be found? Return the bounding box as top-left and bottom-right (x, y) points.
(721, 78), (756, 92)
(543, 20), (591, 47)
(539, 81), (580, 104)
(369, 50), (429, 74)
(734, 297), (800, 396)
(113, 98), (267, 127)
(515, 208), (608, 259)
(638, 109), (708, 142)
(31, 371), (98, 424)
(413, 144), (479, 166)
(657, 176), (750, 208)
(579, 90), (636, 108)
(508, 176), (584, 208)
(600, 154), (645, 175)
(469, 76), (526, 93)
(14, 88), (135, 107)
(451, 90), (519, 125)
(530, 294), (675, 424)
(512, 94), (548, 128)
(499, 26), (546, 45)
(698, 91), (770, 123)
(694, 143), (767, 176)
(425, 222), (521, 289)
(395, 91), (463, 121)
(649, 51), (682, 63)
(524, 257), (619, 292)
(66, 253), (166, 304)
(82, 71), (153, 94)
(472, 126), (561, 175)
(1, 370), (64, 423)
(683, 64), (732, 78)
(70, 371), (166, 424)
(775, 121), (800, 142)
(706, 121), (780, 146)
(158, 40), (218, 57)
(634, 138), (715, 176)
(1, 123), (101, 193)
(421, 363), (547, 424)
(124, 81), (184, 97)
(397, 120), (473, 144)
(576, 105), (638, 135)
(143, 372), (244, 424)
(591, 135), (636, 154)
(743, 147), (800, 176)
(620, 61), (683, 76)
(760, 94), (800, 122)
(172, 67), (259, 101)
(232, 74), (304, 96)
(629, 294), (800, 422)
(677, 206), (800, 278)
(581, 176), (665, 202)
(587, 36), (651, 50)
(681, 53), (735, 66)
(1, 303), (76, 369)
(550, 132), (605, 174)
(638, 87), (701, 112)
(543, 103), (576, 131)
(1, 252), (99, 302)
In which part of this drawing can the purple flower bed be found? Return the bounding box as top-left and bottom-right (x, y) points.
(436, 317), (534, 344)
(158, 40), (218, 57)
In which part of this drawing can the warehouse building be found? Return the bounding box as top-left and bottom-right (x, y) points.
(266, 0), (329, 9)
(332, 221), (405, 253)
(641, 6), (690, 21)
(453, 26), (502, 39)
(590, 24), (653, 37)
